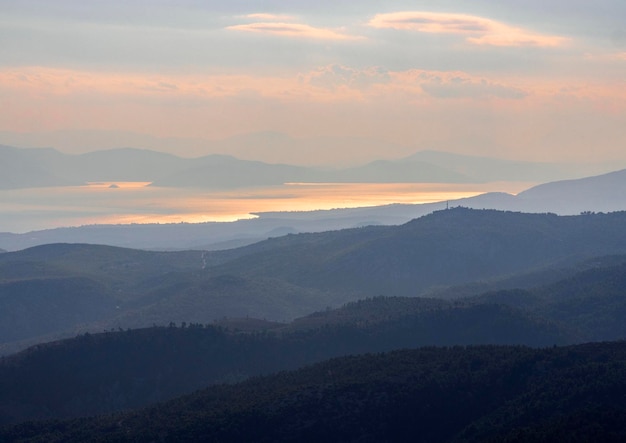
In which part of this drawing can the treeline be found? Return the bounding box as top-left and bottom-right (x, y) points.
(0, 298), (573, 426)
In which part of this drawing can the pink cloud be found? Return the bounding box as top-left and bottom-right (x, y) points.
(3, 65), (624, 105)
(304, 65), (391, 90)
(244, 13), (297, 22)
(1, 65), (624, 154)
(368, 11), (568, 47)
(227, 22), (361, 41)
(419, 75), (527, 100)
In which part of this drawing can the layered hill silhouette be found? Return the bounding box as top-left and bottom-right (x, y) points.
(0, 298), (573, 425)
(515, 168), (626, 214)
(3, 342), (626, 442)
(208, 208), (626, 296)
(2, 164), (626, 251)
(0, 145), (319, 189)
(1, 208), (626, 437)
(471, 259), (626, 341)
(4, 264), (621, 426)
(2, 209), (626, 356)
(0, 144), (607, 190)
(0, 265), (623, 425)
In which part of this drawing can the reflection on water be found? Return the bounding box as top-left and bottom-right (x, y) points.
(0, 182), (534, 233)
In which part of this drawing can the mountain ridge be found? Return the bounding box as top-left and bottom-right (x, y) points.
(2, 210), (626, 355)
(0, 144), (609, 190)
(3, 164), (626, 250)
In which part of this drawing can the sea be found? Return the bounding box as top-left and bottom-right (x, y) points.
(0, 181), (533, 233)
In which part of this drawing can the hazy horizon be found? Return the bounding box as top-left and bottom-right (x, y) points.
(1, 1), (625, 235)
(1, 1), (625, 166)
(1, 181), (532, 234)
(2, 3), (626, 436)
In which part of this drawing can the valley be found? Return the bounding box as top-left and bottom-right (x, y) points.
(1, 209), (626, 437)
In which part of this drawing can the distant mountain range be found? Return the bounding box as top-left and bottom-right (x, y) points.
(0, 144), (609, 190)
(0, 145), (311, 189)
(1, 165), (626, 250)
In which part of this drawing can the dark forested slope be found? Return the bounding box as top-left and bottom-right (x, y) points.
(3, 342), (625, 442)
(1, 245), (626, 428)
(0, 297), (574, 426)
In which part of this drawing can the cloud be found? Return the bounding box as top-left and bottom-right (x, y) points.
(243, 13), (297, 22)
(1, 64), (625, 167)
(417, 74), (528, 100)
(368, 11), (568, 47)
(299, 66), (531, 103)
(304, 64), (391, 90)
(5, 65), (621, 108)
(227, 22), (361, 41)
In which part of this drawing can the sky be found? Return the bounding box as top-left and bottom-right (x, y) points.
(1, 0), (625, 166)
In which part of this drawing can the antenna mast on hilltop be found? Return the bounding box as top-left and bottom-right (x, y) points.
(446, 201), (449, 210)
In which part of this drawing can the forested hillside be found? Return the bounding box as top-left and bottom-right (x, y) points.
(211, 208), (626, 296)
(3, 342), (625, 442)
(3, 209), (626, 355)
(0, 299), (573, 425)
(1, 209), (626, 438)
(473, 260), (626, 341)
(4, 252), (626, 426)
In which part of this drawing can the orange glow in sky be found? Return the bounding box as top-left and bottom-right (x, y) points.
(0, 182), (533, 233)
(1, 1), (625, 233)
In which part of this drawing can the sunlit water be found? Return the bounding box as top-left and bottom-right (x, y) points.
(0, 182), (534, 233)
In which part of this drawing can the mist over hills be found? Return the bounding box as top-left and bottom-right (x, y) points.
(0, 143), (610, 191)
(0, 131), (413, 166)
(2, 165), (626, 251)
(2, 142), (626, 251)
(3, 0), (626, 436)
(0, 300), (572, 425)
(517, 168), (626, 214)
(0, 146), (73, 189)
(0, 145), (316, 189)
(2, 142), (626, 438)
(403, 150), (582, 182)
(1, 209), (626, 437)
(3, 129), (620, 172)
(2, 209), (626, 356)
(3, 257), (626, 425)
(209, 208), (626, 297)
